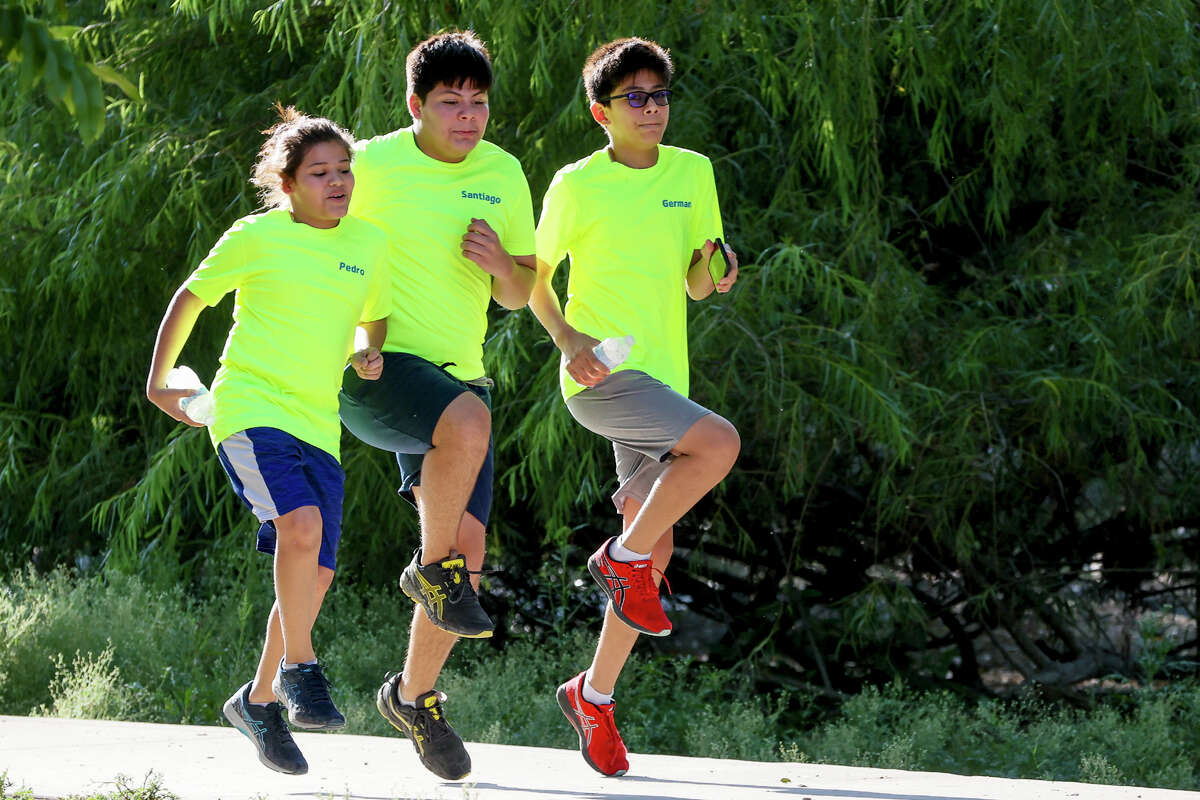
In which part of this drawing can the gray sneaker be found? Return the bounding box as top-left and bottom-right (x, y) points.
(222, 681), (308, 775)
(399, 549), (494, 638)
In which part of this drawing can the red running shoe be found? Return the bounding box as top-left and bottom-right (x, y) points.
(587, 537), (672, 636)
(556, 672), (629, 776)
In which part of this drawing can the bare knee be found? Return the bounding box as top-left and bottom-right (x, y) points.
(274, 506), (322, 556)
(432, 392), (490, 452)
(680, 414), (741, 468)
(710, 415), (741, 468)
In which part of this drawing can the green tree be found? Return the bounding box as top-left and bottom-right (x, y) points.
(2, 0), (1198, 698)
(2, 2), (140, 141)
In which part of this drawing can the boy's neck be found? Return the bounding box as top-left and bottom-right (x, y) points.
(412, 124), (470, 164)
(607, 142), (659, 170)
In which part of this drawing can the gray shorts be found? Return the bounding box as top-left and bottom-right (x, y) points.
(565, 370), (710, 514)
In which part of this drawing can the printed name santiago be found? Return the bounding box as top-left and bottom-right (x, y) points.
(662, 199), (692, 208)
(339, 262), (365, 275)
(462, 190), (502, 205)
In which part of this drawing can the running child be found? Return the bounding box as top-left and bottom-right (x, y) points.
(145, 106), (391, 775)
(527, 37), (741, 776)
(337, 31), (536, 780)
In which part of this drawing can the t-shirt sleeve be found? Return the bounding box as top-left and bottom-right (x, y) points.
(184, 220), (250, 306)
(505, 168), (537, 257)
(535, 170), (575, 272)
(361, 231), (392, 323)
(690, 157), (724, 249)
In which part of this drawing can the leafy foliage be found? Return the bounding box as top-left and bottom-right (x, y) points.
(1, 2), (140, 141)
(2, 0), (1198, 698)
(2, 568), (1198, 789)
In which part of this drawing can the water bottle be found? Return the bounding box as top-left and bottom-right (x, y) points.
(593, 335), (635, 370)
(165, 365), (214, 426)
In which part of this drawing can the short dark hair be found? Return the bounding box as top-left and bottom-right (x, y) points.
(252, 103), (354, 209)
(583, 38), (673, 104)
(406, 30), (493, 102)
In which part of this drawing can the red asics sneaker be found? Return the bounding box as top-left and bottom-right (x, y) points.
(556, 672), (629, 776)
(587, 537), (672, 636)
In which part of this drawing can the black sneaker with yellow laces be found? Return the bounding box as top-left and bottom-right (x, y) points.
(376, 673), (471, 780)
(399, 548), (493, 638)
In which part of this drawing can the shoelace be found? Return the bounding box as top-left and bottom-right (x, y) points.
(438, 558), (499, 604)
(414, 698), (454, 742)
(295, 664), (334, 707)
(262, 703), (298, 745)
(631, 562), (672, 599)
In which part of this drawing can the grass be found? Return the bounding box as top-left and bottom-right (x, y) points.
(1, 567), (1198, 790)
(1, 771), (176, 799)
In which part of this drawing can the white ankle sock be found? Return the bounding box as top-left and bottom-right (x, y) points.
(582, 670), (614, 706)
(608, 539), (650, 563)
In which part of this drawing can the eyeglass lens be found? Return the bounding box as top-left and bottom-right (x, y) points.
(626, 90), (672, 108)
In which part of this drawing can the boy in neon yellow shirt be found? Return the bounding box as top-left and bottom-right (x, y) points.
(337, 31), (536, 780)
(146, 107), (389, 776)
(528, 37), (741, 776)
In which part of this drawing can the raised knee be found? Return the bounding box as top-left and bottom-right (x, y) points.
(705, 415), (741, 466)
(436, 394), (491, 448)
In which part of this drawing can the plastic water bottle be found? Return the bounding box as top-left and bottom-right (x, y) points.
(593, 335), (635, 370)
(165, 366), (214, 426)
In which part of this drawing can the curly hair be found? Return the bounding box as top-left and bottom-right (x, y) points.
(251, 103), (355, 210)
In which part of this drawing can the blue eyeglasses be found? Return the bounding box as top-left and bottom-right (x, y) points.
(597, 89), (673, 108)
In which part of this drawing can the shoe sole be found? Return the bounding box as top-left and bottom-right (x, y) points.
(270, 681), (347, 731)
(555, 684), (627, 777)
(400, 581), (494, 639)
(376, 680), (471, 781)
(222, 695), (308, 775)
(587, 558), (671, 637)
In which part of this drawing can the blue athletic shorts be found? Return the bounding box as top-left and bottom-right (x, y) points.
(338, 352), (494, 526)
(216, 427), (345, 571)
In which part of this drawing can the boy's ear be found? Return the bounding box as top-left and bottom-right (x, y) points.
(280, 173), (294, 195)
(589, 101), (610, 126)
(407, 93), (422, 120)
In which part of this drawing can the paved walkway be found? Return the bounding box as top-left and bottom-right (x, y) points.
(0, 716), (1193, 800)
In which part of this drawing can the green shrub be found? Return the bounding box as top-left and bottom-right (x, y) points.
(3, 568), (1198, 790)
(787, 682), (1199, 790)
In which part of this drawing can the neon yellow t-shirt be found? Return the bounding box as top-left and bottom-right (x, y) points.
(185, 210), (391, 461)
(535, 146), (723, 400)
(350, 128), (536, 380)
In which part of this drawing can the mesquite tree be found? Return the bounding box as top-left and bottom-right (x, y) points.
(2, 0), (1198, 697)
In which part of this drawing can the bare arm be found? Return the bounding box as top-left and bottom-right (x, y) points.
(350, 318), (387, 380)
(526, 257), (610, 388)
(492, 253), (537, 309)
(686, 239), (740, 300)
(460, 217), (536, 309)
(145, 287), (207, 426)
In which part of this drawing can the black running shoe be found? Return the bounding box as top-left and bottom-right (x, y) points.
(272, 660), (346, 730)
(222, 681), (308, 775)
(376, 673), (471, 780)
(400, 549), (494, 638)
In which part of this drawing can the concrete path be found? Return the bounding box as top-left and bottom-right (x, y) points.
(0, 716), (1193, 800)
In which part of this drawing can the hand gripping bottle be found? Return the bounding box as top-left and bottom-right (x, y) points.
(593, 335), (635, 370)
(165, 366), (214, 426)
